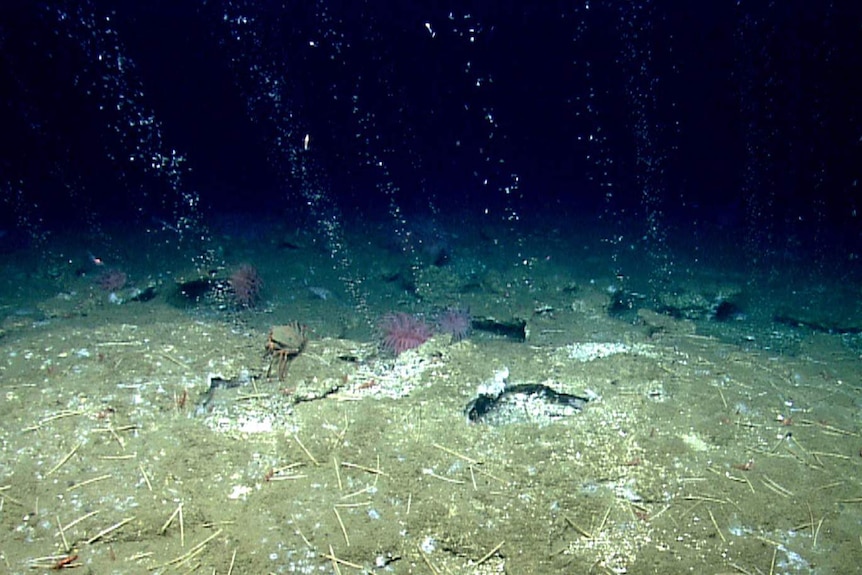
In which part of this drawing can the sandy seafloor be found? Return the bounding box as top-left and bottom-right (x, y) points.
(0, 215), (861, 575)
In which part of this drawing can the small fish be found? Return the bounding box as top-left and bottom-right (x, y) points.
(308, 286), (332, 300)
(87, 251), (105, 266)
(151, 217), (181, 234)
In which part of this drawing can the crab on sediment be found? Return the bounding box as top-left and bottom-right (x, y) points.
(265, 322), (308, 380)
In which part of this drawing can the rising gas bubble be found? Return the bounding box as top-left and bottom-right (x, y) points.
(216, 1), (370, 318)
(616, 0), (677, 298)
(47, 1), (207, 262)
(444, 11), (521, 230)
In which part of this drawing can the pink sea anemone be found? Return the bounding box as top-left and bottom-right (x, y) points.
(229, 264), (263, 307)
(379, 312), (432, 355)
(437, 306), (472, 342)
